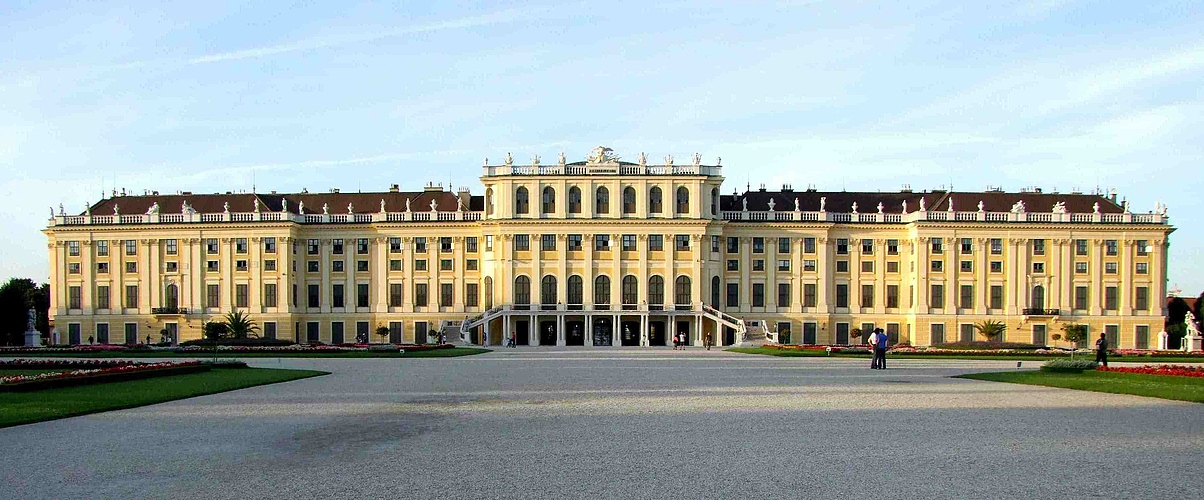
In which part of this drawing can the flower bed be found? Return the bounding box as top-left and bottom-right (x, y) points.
(174, 343), (454, 354)
(1096, 365), (1204, 378)
(0, 359), (137, 370)
(0, 361), (209, 392)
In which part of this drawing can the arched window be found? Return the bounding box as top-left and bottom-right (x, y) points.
(541, 275), (557, 305)
(1031, 285), (1045, 310)
(710, 276), (720, 307)
(514, 276), (530, 305)
(594, 275), (611, 305)
(484, 277), (493, 308)
(622, 275), (638, 305)
(675, 276), (692, 305)
(485, 188), (494, 216)
(567, 275), (583, 305)
(623, 186), (636, 214)
(648, 276), (665, 306)
(165, 284), (179, 309)
(677, 186), (690, 214)
(711, 188), (719, 216)
(649, 187), (663, 214)
(596, 187), (610, 214)
(568, 186), (582, 213)
(515, 187), (529, 214)
(542, 186), (556, 214)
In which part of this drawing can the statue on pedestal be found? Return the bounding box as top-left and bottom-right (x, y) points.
(405, 198), (411, 213)
(820, 196), (826, 212)
(298, 200), (305, 214)
(281, 199), (288, 213)
(919, 197), (926, 211)
(901, 200), (908, 214)
(430, 199), (438, 212)
(322, 203), (329, 215)
(768, 198), (776, 212)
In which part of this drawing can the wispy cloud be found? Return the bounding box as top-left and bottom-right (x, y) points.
(188, 7), (549, 65)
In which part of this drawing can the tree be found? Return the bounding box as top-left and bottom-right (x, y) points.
(222, 311), (259, 339)
(974, 320), (1006, 342)
(203, 321), (229, 341)
(1166, 297), (1191, 350)
(1056, 323), (1089, 359)
(375, 325), (391, 344)
(0, 278), (49, 346)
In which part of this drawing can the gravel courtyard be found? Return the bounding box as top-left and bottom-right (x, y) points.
(3, 349), (1202, 499)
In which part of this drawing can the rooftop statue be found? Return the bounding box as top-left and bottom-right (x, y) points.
(741, 198), (748, 211)
(664, 154), (673, 166)
(1051, 201), (1066, 213)
(637, 152), (646, 166)
(716, 157), (722, 166)
(531, 154), (540, 166)
(85, 203), (91, 216)
(253, 199), (260, 212)
(322, 203), (329, 215)
(1010, 200), (1026, 213)
(1093, 202), (1100, 214)
(901, 199), (908, 214)
(457, 197), (465, 211)
(58, 203), (65, 216)
(977, 200), (984, 212)
(947, 198), (954, 212)
(767, 198), (776, 211)
(692, 152), (701, 166)
(146, 202), (160, 215)
(347, 203), (354, 214)
(223, 202), (230, 213)
(113, 204), (120, 216)
(820, 196), (826, 211)
(852, 201), (858, 214)
(558, 151), (566, 165)
(380, 199), (386, 213)
(405, 198), (411, 212)
(281, 199), (288, 212)
(505, 152), (513, 166)
(877, 202), (884, 214)
(919, 197), (926, 211)
(430, 199), (438, 212)
(298, 200), (305, 214)
(589, 146), (617, 163)
(794, 197), (800, 211)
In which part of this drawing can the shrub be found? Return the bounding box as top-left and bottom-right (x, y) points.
(180, 338), (296, 347)
(368, 345), (400, 353)
(1040, 358), (1098, 373)
(204, 360), (249, 369)
(931, 341), (1044, 350)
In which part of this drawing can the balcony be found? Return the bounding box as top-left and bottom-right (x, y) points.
(1022, 308), (1060, 316)
(152, 307), (189, 315)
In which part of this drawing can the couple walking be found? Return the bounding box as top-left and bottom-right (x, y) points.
(868, 328), (889, 369)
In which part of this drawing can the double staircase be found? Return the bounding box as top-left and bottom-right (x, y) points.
(456, 303), (756, 347)
(699, 304), (754, 346)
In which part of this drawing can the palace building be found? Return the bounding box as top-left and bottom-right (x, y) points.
(43, 147), (1174, 349)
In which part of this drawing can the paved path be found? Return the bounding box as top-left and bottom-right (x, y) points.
(3, 349), (1202, 499)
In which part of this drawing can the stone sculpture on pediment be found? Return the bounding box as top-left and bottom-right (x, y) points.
(253, 199), (260, 213)
(298, 200), (305, 214)
(429, 199), (438, 212)
(819, 197), (826, 212)
(767, 198), (776, 212)
(113, 204), (120, 216)
(147, 202), (160, 215)
(1051, 201), (1066, 213)
(919, 197), (926, 211)
(322, 203), (329, 215)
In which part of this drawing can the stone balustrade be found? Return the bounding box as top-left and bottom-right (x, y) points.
(719, 209), (1168, 224)
(482, 164), (722, 177)
(50, 210), (486, 226)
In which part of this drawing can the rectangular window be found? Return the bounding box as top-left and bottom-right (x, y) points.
(727, 259), (739, 271)
(358, 238), (370, 254)
(727, 237), (739, 253)
(777, 283), (790, 307)
(887, 239), (898, 255)
(930, 323), (946, 344)
(990, 261), (1002, 273)
(332, 260), (344, 273)
(125, 261), (137, 273)
(96, 240), (108, 256)
(1135, 287), (1149, 311)
(1135, 325), (1150, 350)
(752, 237), (765, 254)
(931, 260), (943, 272)
(676, 235), (690, 251)
(414, 283), (428, 307)
(886, 285), (899, 308)
(1033, 239), (1045, 255)
(861, 261), (873, 273)
(466, 283), (479, 307)
(390, 259), (402, 271)
(836, 284), (849, 308)
(264, 322), (277, 340)
(861, 239), (873, 255)
(415, 237), (428, 253)
(1136, 262), (1148, 274)
(1075, 262), (1087, 274)
(125, 239), (137, 256)
(1074, 286), (1088, 310)
(960, 285), (974, 309)
(778, 238), (790, 254)
(264, 284), (278, 307)
(622, 234), (636, 251)
(930, 284), (944, 309)
(752, 283), (765, 307)
(752, 260), (765, 272)
(646, 234), (663, 252)
(206, 284), (219, 308)
(466, 259), (478, 271)
(836, 238), (848, 255)
(803, 260), (816, 272)
(332, 239), (344, 255)
(1136, 239), (1148, 256)
(990, 285), (1003, 309)
(389, 237), (402, 253)
(960, 323), (976, 343)
(777, 259), (790, 271)
(68, 262), (81, 274)
(1075, 239), (1088, 256)
(357, 260), (369, 272)
(711, 236), (720, 253)
(1105, 239), (1118, 256)
(485, 235), (493, 252)
(125, 285), (139, 309)
(389, 283), (403, 307)
(541, 234), (556, 251)
(466, 237), (478, 253)
(357, 283), (369, 308)
(1105, 262), (1117, 274)
(264, 237), (276, 253)
(97, 262), (109, 274)
(307, 239), (319, 255)
(235, 238), (247, 254)
(1105, 286), (1118, 311)
(235, 284), (249, 308)
(803, 283), (817, 307)
(124, 323), (138, 344)
(514, 235), (530, 251)
(836, 260), (849, 273)
(332, 284), (345, 308)
(96, 285), (110, 309)
(726, 283), (739, 308)
(1032, 262), (1045, 274)
(165, 239), (178, 255)
(439, 237), (452, 253)
(960, 238), (973, 254)
(68, 286), (81, 309)
(439, 259), (452, 271)
(960, 260), (972, 272)
(804, 237), (816, 254)
(990, 238), (1002, 255)
(440, 283), (453, 307)
(307, 284), (320, 308)
(236, 260), (248, 271)
(415, 260), (427, 271)
(861, 284), (874, 308)
(263, 260), (275, 272)
(307, 260), (319, 272)
(594, 235), (610, 251)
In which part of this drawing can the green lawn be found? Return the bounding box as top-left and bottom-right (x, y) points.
(4, 347), (491, 359)
(0, 369), (71, 376)
(957, 370), (1204, 403)
(725, 347), (1204, 363)
(0, 367), (326, 428)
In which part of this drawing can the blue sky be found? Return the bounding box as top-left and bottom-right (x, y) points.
(2, 0), (1202, 293)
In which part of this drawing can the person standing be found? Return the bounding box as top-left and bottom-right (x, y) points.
(704, 331), (712, 351)
(868, 328), (880, 369)
(1095, 333), (1109, 367)
(876, 328), (889, 370)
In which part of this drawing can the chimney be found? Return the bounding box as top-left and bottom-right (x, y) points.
(389, 184), (400, 193)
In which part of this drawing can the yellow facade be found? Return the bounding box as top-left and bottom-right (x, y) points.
(44, 149), (1173, 349)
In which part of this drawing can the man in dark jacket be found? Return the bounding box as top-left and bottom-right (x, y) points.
(1095, 333), (1109, 367)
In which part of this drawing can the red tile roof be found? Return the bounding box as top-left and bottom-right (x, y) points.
(84, 191), (483, 216)
(722, 189), (1124, 214)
